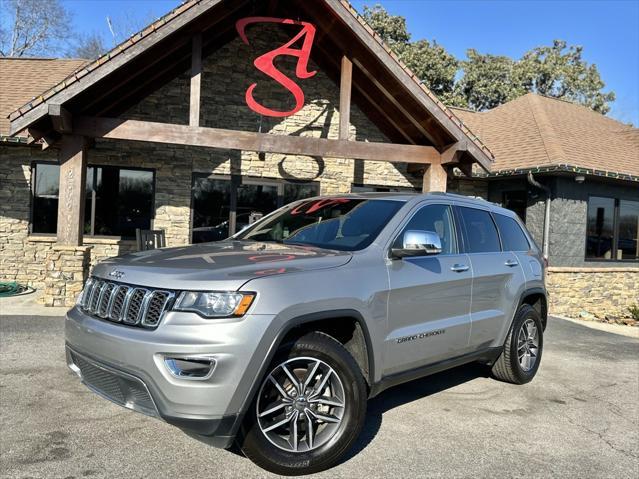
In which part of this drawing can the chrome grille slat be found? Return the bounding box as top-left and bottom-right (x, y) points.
(109, 285), (129, 321)
(97, 283), (116, 318)
(79, 278), (173, 329)
(88, 281), (104, 313)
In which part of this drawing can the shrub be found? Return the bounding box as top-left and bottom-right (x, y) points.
(629, 305), (639, 321)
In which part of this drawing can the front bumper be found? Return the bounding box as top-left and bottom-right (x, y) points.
(65, 306), (274, 445)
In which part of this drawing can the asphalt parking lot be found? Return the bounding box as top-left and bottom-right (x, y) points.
(1, 315), (637, 479)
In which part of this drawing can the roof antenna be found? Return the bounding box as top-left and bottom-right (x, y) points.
(106, 16), (116, 45)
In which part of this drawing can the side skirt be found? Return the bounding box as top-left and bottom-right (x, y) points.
(369, 347), (502, 398)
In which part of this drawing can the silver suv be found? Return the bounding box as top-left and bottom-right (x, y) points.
(66, 193), (547, 475)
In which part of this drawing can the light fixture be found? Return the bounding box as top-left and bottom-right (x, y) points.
(575, 175), (585, 183)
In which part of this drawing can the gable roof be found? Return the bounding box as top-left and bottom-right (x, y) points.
(0, 57), (87, 139)
(6, 0), (493, 170)
(453, 93), (639, 181)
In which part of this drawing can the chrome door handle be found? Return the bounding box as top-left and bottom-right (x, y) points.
(451, 264), (469, 273)
(505, 260), (519, 267)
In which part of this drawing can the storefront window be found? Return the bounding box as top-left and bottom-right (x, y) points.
(31, 163), (154, 238)
(617, 200), (639, 260)
(32, 163), (60, 234)
(586, 196), (638, 261)
(190, 175), (319, 244)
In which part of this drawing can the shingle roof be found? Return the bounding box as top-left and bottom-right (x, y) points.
(453, 93), (639, 181)
(0, 57), (87, 137)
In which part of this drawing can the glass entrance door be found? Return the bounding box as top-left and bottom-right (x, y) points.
(190, 175), (319, 244)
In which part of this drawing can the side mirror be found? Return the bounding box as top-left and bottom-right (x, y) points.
(391, 230), (442, 259)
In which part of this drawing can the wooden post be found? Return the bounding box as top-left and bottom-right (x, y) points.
(56, 135), (87, 245)
(189, 33), (202, 127)
(423, 164), (447, 193)
(339, 56), (352, 140)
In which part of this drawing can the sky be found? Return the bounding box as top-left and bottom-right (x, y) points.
(62, 0), (639, 125)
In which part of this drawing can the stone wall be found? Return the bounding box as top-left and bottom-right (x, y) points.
(41, 245), (92, 307)
(546, 267), (639, 318)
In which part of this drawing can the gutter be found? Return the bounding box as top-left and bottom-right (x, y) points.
(527, 172), (551, 261)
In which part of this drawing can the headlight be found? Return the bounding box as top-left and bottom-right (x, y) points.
(173, 291), (255, 318)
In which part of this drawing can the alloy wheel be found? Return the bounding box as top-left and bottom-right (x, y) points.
(517, 318), (539, 372)
(256, 357), (346, 453)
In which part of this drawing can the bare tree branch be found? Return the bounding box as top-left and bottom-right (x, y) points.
(0, 0), (71, 57)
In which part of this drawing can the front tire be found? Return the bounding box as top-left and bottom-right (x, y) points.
(239, 332), (367, 475)
(492, 304), (543, 384)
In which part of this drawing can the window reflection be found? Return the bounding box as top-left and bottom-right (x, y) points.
(586, 197), (615, 259)
(618, 200), (639, 260)
(32, 163), (154, 238)
(190, 176), (319, 244)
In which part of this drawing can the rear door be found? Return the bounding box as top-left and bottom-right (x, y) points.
(385, 203), (472, 375)
(455, 205), (525, 350)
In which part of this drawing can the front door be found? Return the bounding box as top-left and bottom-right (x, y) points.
(385, 203), (472, 376)
(190, 175), (319, 243)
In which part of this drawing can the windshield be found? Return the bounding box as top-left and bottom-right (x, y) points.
(234, 198), (405, 251)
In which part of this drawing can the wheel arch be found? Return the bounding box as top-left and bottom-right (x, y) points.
(518, 288), (548, 331)
(229, 309), (375, 442)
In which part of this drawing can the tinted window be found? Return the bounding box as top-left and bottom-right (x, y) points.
(395, 204), (456, 254)
(32, 163), (60, 233)
(32, 163), (154, 238)
(617, 200), (639, 260)
(586, 196), (615, 259)
(494, 214), (530, 251)
(458, 207), (501, 253)
(190, 177), (319, 243)
(236, 198), (404, 251)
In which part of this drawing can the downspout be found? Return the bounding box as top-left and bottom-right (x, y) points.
(527, 172), (551, 262)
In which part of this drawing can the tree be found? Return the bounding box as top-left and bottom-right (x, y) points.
(360, 4), (615, 115)
(0, 0), (70, 57)
(456, 49), (526, 111)
(71, 32), (107, 60)
(402, 39), (459, 100)
(517, 40), (615, 114)
(362, 4), (410, 47)
(362, 4), (459, 100)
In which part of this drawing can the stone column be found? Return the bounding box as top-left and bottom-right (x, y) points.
(41, 135), (90, 306)
(41, 245), (93, 307)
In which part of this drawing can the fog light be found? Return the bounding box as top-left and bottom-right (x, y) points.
(164, 356), (216, 380)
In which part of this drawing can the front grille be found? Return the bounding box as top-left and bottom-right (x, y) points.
(80, 277), (174, 329)
(69, 349), (158, 417)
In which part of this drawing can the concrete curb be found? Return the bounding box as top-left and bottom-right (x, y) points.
(0, 290), (68, 317)
(552, 315), (639, 339)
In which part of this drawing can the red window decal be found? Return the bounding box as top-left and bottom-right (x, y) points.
(290, 198), (352, 216)
(236, 17), (317, 117)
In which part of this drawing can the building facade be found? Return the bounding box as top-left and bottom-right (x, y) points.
(1, 0), (637, 319)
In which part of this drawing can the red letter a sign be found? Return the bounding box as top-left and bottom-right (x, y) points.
(236, 17), (317, 117)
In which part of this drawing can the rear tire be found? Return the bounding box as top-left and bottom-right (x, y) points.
(239, 332), (367, 476)
(492, 304), (543, 384)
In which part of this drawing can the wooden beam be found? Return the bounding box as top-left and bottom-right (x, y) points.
(189, 33), (202, 127)
(48, 104), (72, 133)
(56, 135), (88, 245)
(74, 116), (442, 165)
(440, 142), (467, 164)
(339, 56), (352, 140)
(352, 58), (440, 147)
(422, 164), (448, 193)
(8, 0), (223, 136)
(41, 132), (60, 151)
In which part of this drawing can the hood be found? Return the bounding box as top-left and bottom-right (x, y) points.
(91, 240), (352, 290)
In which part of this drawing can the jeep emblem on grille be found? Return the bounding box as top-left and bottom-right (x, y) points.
(108, 270), (125, 280)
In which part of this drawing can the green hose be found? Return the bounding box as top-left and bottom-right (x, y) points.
(0, 282), (26, 297)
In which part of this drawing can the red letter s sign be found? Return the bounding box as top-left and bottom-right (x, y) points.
(236, 17), (317, 117)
